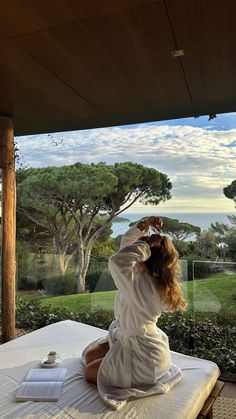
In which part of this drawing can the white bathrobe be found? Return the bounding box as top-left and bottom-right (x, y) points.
(82, 226), (183, 410)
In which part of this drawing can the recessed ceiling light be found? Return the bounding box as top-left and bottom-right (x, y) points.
(171, 49), (185, 57)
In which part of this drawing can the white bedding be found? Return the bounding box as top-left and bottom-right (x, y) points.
(0, 320), (220, 419)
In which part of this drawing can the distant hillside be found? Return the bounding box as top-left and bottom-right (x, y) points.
(113, 216), (130, 223)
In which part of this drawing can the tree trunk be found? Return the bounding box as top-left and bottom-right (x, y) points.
(57, 253), (66, 274)
(52, 237), (67, 274)
(77, 275), (86, 293)
(76, 238), (85, 293)
(76, 251), (92, 293)
(75, 220), (113, 293)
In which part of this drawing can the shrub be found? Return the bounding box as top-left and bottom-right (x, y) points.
(75, 307), (113, 330)
(93, 269), (117, 292)
(17, 251), (50, 291)
(44, 272), (77, 295)
(16, 297), (70, 330)
(18, 275), (39, 291)
(85, 270), (101, 292)
(158, 312), (236, 381)
(86, 269), (117, 292)
(86, 259), (108, 292)
(15, 296), (113, 331)
(187, 257), (211, 280)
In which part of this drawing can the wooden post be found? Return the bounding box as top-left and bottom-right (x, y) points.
(0, 117), (16, 343)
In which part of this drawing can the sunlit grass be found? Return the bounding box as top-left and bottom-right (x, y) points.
(41, 290), (116, 312)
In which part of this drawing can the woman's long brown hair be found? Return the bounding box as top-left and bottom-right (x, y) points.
(144, 236), (187, 312)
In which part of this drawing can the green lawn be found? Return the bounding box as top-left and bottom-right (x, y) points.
(41, 290), (116, 312)
(185, 273), (236, 315)
(40, 272), (236, 316)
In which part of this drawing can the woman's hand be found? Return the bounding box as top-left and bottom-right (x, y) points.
(137, 216), (163, 232)
(148, 216), (163, 232)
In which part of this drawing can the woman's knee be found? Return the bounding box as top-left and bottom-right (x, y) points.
(85, 347), (98, 365)
(85, 341), (109, 365)
(85, 358), (103, 384)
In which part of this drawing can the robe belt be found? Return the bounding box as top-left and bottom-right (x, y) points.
(108, 320), (157, 341)
(115, 323), (157, 338)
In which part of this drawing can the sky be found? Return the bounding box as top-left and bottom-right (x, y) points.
(16, 112), (236, 214)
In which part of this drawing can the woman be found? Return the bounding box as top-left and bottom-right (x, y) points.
(82, 216), (186, 410)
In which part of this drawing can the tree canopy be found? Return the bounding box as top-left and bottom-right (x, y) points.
(223, 180), (236, 205)
(17, 161), (172, 292)
(210, 216), (236, 261)
(160, 216), (201, 241)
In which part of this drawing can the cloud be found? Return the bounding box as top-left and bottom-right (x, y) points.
(16, 121), (236, 213)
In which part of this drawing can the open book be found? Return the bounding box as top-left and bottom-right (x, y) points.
(16, 368), (67, 402)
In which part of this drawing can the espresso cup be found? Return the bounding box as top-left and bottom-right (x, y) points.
(47, 351), (59, 364)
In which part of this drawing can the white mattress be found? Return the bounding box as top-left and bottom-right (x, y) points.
(0, 320), (220, 419)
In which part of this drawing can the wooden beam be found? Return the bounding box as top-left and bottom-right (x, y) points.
(0, 117), (16, 343)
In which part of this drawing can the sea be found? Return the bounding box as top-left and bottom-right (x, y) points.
(111, 212), (235, 237)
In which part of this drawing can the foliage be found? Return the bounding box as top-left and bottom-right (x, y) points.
(91, 237), (115, 258)
(85, 269), (117, 293)
(228, 214), (236, 226)
(15, 296), (113, 331)
(112, 234), (122, 252)
(16, 212), (51, 251)
(186, 257), (212, 280)
(85, 270), (102, 292)
(17, 162), (172, 292)
(17, 251), (72, 293)
(92, 269), (117, 292)
(160, 217), (201, 241)
(75, 307), (113, 330)
(85, 257), (108, 292)
(224, 179), (236, 204)
(197, 230), (218, 258)
(44, 272), (77, 295)
(16, 237), (116, 295)
(86, 241), (117, 292)
(17, 249), (51, 291)
(211, 217), (236, 261)
(226, 229), (236, 261)
(158, 312), (236, 380)
(130, 216), (200, 242)
(16, 297), (70, 330)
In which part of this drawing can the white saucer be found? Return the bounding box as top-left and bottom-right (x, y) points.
(41, 357), (62, 368)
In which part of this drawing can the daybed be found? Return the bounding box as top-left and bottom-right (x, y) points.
(0, 320), (223, 418)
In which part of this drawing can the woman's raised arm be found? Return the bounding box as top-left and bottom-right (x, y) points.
(120, 216), (163, 249)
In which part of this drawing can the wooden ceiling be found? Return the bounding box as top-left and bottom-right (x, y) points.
(0, 0), (235, 136)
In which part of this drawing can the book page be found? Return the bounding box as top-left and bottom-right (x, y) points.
(25, 368), (67, 383)
(16, 381), (62, 402)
